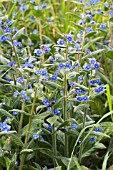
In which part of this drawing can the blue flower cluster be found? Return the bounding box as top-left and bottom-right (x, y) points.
(83, 59), (100, 71)
(35, 69), (48, 77)
(42, 98), (50, 106)
(33, 133), (39, 139)
(20, 90), (30, 102)
(94, 84), (105, 93)
(75, 88), (87, 95)
(54, 108), (61, 116)
(95, 125), (102, 132)
(72, 123), (77, 129)
(90, 78), (100, 85)
(76, 95), (89, 102)
(0, 118), (11, 131)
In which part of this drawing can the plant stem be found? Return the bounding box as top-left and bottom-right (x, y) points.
(10, 35), (21, 69)
(52, 124), (57, 167)
(19, 87), (38, 170)
(63, 41), (69, 157)
(18, 102), (25, 137)
(18, 75), (29, 137)
(79, 108), (87, 163)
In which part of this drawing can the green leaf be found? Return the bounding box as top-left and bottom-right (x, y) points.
(43, 81), (62, 89)
(0, 109), (14, 118)
(105, 50), (113, 59)
(97, 71), (113, 86)
(71, 0), (83, 5)
(106, 85), (112, 112)
(102, 152), (110, 170)
(8, 3), (16, 19)
(82, 142), (106, 159)
(82, 49), (104, 59)
(9, 109), (29, 116)
(0, 131), (17, 136)
(10, 134), (23, 146)
(71, 21), (84, 30)
(0, 131), (23, 146)
(20, 149), (33, 154)
(110, 17), (113, 22)
(0, 55), (10, 65)
(47, 115), (58, 125)
(13, 27), (25, 39)
(85, 31), (97, 38)
(73, 156), (82, 170)
(65, 12), (81, 19)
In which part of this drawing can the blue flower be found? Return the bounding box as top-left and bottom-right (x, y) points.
(48, 107), (52, 112)
(100, 23), (106, 30)
(13, 40), (18, 47)
(47, 18), (51, 22)
(34, 5), (42, 10)
(23, 96), (30, 102)
(72, 124), (77, 129)
(52, 98), (57, 104)
(20, 90), (26, 96)
(94, 62), (100, 70)
(87, 49), (92, 54)
(110, 11), (113, 17)
(74, 43), (81, 51)
(82, 95), (89, 102)
(19, 4), (28, 10)
(97, 9), (103, 14)
(57, 39), (65, 45)
(17, 77), (24, 83)
(86, 27), (93, 33)
(78, 75), (83, 82)
(70, 82), (76, 87)
(90, 136), (95, 143)
(54, 108), (61, 116)
(42, 98), (50, 106)
(58, 62), (65, 69)
(103, 40), (108, 45)
(95, 78), (100, 84)
(60, 90), (64, 95)
(64, 34), (73, 42)
(76, 96), (83, 102)
(33, 133), (39, 139)
(14, 91), (18, 97)
(65, 61), (71, 69)
(41, 70), (47, 76)
(15, 161), (19, 166)
(30, 0), (35, 4)
(8, 61), (16, 67)
(94, 84), (105, 93)
(83, 63), (91, 71)
(51, 75), (57, 81)
(13, 111), (18, 115)
(34, 49), (42, 56)
(95, 125), (102, 132)
(90, 78), (100, 85)
(0, 121), (11, 131)
(6, 20), (12, 26)
(0, 35), (6, 42)
(35, 70), (41, 75)
(43, 45), (50, 53)
(89, 58), (96, 65)
(48, 124), (52, 131)
(32, 29), (38, 34)
(90, 79), (95, 85)
(3, 28), (11, 34)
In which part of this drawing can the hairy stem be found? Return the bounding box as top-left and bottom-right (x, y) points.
(52, 124), (57, 167)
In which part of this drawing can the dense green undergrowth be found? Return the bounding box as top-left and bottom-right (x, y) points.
(0, 0), (113, 170)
